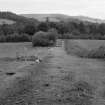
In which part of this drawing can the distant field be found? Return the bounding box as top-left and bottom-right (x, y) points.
(64, 39), (105, 58)
(0, 19), (15, 25)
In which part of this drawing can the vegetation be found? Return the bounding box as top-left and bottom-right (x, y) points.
(0, 11), (38, 24)
(88, 46), (105, 59)
(65, 40), (105, 59)
(0, 12), (38, 42)
(78, 46), (105, 59)
(32, 30), (57, 46)
(0, 33), (31, 42)
(0, 12), (105, 43)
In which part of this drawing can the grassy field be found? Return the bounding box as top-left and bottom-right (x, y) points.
(0, 40), (105, 105)
(0, 42), (51, 105)
(0, 42), (49, 75)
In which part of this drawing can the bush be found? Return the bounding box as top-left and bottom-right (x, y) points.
(32, 31), (49, 46)
(32, 30), (57, 46)
(87, 46), (105, 59)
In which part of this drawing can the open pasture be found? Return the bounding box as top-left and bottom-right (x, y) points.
(0, 40), (105, 105)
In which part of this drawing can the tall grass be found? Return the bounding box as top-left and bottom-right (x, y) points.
(64, 40), (105, 59)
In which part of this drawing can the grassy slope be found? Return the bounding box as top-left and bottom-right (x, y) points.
(0, 12), (38, 25)
(0, 19), (15, 25)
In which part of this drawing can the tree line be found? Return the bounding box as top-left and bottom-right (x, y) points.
(0, 12), (105, 42)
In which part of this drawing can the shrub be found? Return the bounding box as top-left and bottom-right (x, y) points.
(32, 31), (48, 46)
(87, 46), (105, 59)
(32, 30), (57, 46)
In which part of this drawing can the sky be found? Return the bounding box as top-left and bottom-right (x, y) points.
(0, 0), (105, 19)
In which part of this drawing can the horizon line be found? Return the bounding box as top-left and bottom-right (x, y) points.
(0, 10), (105, 20)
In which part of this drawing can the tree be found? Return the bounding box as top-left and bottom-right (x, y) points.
(1, 24), (15, 35)
(78, 22), (86, 34)
(37, 22), (49, 32)
(24, 24), (36, 35)
(98, 23), (105, 35)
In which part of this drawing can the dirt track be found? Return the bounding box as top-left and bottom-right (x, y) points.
(0, 41), (105, 105)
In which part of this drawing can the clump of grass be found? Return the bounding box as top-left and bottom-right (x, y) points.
(65, 40), (105, 59)
(87, 46), (105, 59)
(73, 81), (95, 95)
(60, 81), (94, 105)
(61, 71), (75, 82)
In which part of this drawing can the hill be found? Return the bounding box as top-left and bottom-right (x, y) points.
(72, 16), (105, 23)
(0, 12), (38, 25)
(22, 14), (105, 23)
(0, 12), (104, 25)
(21, 14), (75, 22)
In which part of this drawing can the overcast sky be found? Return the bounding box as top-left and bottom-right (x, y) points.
(0, 0), (105, 19)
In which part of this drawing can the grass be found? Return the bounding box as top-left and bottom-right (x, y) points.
(0, 42), (49, 73)
(0, 42), (32, 58)
(0, 42), (48, 58)
(61, 80), (94, 105)
(64, 39), (105, 59)
(0, 40), (105, 105)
